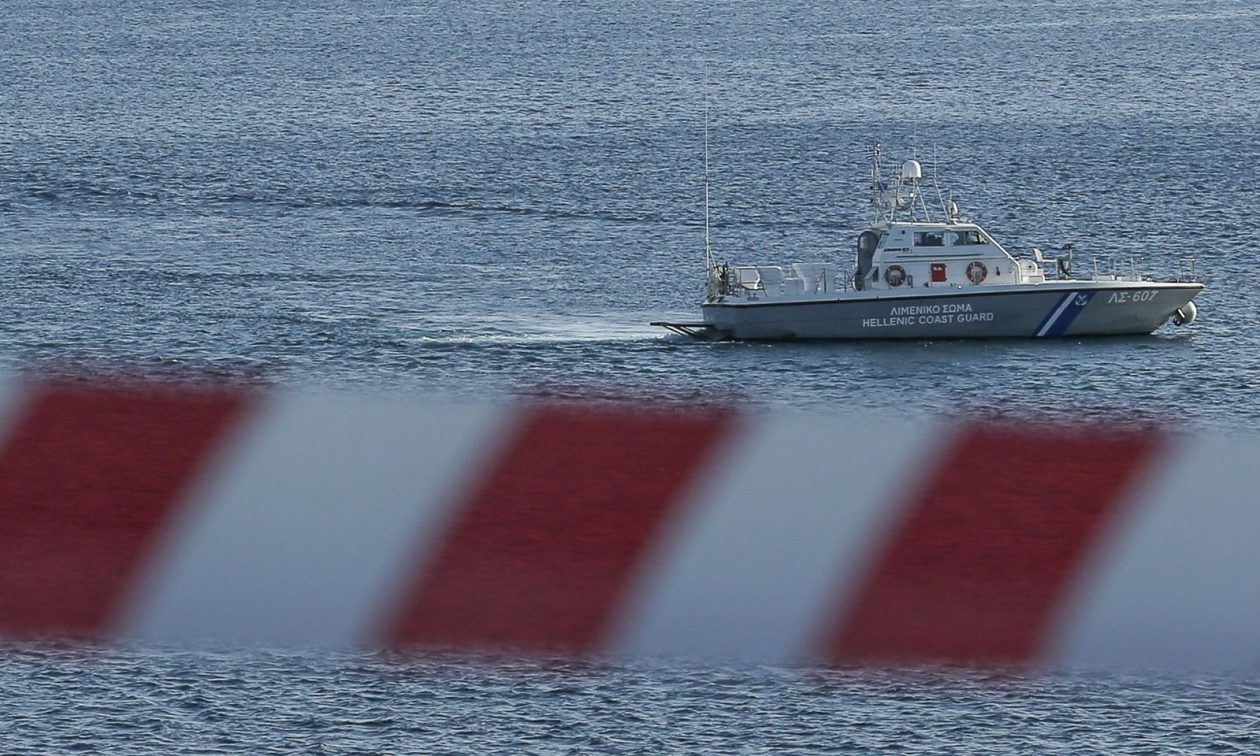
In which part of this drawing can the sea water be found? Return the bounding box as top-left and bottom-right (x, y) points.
(2, 0), (1259, 751)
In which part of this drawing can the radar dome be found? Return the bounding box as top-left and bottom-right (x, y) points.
(901, 159), (922, 179)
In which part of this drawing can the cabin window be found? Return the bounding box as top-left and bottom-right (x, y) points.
(914, 231), (944, 247)
(945, 229), (986, 245)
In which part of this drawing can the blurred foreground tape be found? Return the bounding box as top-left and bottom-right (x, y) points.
(1, 379), (1258, 672)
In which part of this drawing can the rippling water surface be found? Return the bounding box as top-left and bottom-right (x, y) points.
(3, 0), (1259, 751)
(4, 645), (1259, 754)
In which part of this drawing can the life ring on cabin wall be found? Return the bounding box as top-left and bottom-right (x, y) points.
(884, 265), (907, 287)
(966, 261), (988, 284)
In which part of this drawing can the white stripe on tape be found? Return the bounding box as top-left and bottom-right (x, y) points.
(609, 416), (940, 663)
(1049, 435), (1260, 670)
(119, 394), (510, 646)
(0, 379), (36, 449)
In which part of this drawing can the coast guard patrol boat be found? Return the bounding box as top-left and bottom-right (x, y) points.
(654, 145), (1202, 340)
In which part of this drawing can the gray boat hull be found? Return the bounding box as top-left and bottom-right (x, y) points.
(701, 282), (1203, 340)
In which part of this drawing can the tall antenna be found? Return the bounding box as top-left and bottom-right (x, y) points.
(704, 98), (714, 272)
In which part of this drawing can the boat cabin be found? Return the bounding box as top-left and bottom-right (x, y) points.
(854, 221), (1044, 291)
(702, 151), (1053, 303)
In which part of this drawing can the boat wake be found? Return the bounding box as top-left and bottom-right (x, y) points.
(419, 313), (664, 346)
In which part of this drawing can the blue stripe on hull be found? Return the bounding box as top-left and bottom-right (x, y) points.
(1043, 291), (1096, 336)
(1034, 292), (1074, 336)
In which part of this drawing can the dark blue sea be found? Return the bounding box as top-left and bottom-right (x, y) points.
(3, 0), (1259, 751)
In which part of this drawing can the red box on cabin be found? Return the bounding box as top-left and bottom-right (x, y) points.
(931, 263), (947, 282)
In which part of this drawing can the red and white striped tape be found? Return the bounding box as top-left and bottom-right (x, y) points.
(0, 379), (1257, 670)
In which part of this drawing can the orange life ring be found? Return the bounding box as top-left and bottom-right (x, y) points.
(966, 261), (988, 284)
(884, 264), (907, 287)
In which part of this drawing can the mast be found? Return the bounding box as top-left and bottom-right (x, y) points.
(868, 142), (886, 224)
(703, 99), (714, 273)
(869, 142), (944, 224)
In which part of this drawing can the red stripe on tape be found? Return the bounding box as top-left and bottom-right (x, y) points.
(386, 403), (731, 652)
(826, 424), (1161, 665)
(0, 384), (248, 636)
